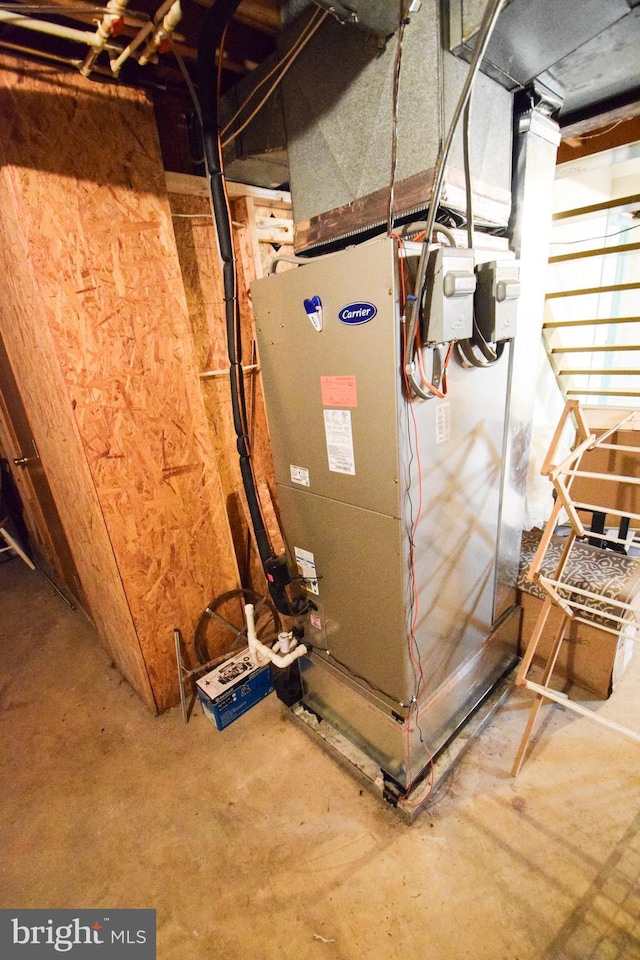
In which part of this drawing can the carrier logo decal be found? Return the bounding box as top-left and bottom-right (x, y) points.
(338, 301), (377, 325)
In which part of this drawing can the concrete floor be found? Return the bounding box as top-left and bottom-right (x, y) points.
(1, 557), (640, 960)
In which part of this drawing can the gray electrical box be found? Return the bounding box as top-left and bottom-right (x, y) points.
(475, 259), (521, 343)
(423, 247), (476, 343)
(251, 236), (519, 788)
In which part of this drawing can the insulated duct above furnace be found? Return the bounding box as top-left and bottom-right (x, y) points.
(219, 0), (418, 189)
(273, 0), (640, 251)
(278, 0), (513, 252)
(282, 0), (415, 37)
(217, 0), (640, 227)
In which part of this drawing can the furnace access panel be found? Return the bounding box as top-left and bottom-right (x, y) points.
(252, 237), (515, 721)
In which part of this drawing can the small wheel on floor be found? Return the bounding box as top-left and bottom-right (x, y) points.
(193, 588), (281, 667)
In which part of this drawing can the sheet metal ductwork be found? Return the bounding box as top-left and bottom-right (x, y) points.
(279, 0), (514, 253)
(276, 0), (640, 251)
(282, 0), (414, 37)
(450, 0), (640, 123)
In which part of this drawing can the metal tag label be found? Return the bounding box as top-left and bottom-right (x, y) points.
(338, 301), (377, 325)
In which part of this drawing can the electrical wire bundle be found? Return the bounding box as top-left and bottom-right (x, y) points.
(220, 5), (328, 150)
(403, 0), (507, 399)
(389, 0), (509, 802)
(198, 0), (307, 619)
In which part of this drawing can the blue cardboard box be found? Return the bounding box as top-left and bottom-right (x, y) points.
(196, 648), (273, 730)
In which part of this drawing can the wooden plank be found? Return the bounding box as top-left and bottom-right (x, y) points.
(232, 196), (288, 576)
(191, 0), (281, 34)
(0, 157), (157, 710)
(255, 215), (294, 244)
(165, 170), (291, 204)
(558, 112), (640, 164)
(168, 188), (257, 588)
(169, 192), (227, 371)
(551, 345), (640, 354)
(232, 195), (280, 494)
(167, 185), (285, 595)
(544, 316), (640, 329)
(567, 389), (640, 398)
(546, 281), (640, 299)
(553, 193), (640, 221)
(253, 199), (296, 275)
(583, 408), (640, 432)
(294, 166), (511, 252)
(524, 680), (640, 744)
(0, 54), (240, 711)
(548, 241), (640, 264)
(235, 0), (281, 33)
(512, 613), (569, 777)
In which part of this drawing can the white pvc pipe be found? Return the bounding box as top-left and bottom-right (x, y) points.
(137, 0), (182, 67)
(110, 0), (178, 75)
(245, 604), (307, 669)
(80, 0), (129, 77)
(0, 10), (108, 47)
(273, 632), (294, 655)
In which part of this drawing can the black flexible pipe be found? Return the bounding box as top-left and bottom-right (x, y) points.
(199, 1), (245, 427)
(198, 2), (306, 617)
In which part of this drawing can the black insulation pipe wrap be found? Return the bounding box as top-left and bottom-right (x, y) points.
(198, 1), (306, 617)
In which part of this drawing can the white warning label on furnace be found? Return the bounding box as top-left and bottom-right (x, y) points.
(310, 610), (322, 630)
(290, 464), (310, 486)
(436, 401), (451, 444)
(294, 546), (319, 595)
(323, 409), (356, 475)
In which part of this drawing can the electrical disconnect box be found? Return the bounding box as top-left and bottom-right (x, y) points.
(474, 259), (521, 343)
(423, 247), (476, 343)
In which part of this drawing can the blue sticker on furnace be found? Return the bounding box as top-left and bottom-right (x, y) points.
(338, 301), (377, 325)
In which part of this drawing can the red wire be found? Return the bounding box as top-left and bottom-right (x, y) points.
(393, 236), (426, 690)
(404, 234), (454, 399)
(441, 341), (455, 394)
(392, 235), (435, 801)
(415, 338), (454, 399)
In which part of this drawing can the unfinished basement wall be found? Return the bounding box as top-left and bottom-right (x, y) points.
(0, 56), (239, 712)
(166, 174), (293, 591)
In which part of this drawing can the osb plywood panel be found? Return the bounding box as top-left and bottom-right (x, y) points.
(168, 194), (228, 372)
(233, 196), (282, 502)
(0, 164), (155, 710)
(0, 56), (239, 710)
(168, 184), (283, 592)
(168, 192), (249, 581)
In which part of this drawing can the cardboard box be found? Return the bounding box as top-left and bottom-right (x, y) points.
(518, 527), (639, 698)
(519, 592), (635, 699)
(196, 648), (273, 730)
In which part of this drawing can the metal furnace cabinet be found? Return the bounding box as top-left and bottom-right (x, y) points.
(251, 236), (518, 790)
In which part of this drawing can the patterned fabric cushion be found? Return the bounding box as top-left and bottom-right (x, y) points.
(518, 528), (640, 629)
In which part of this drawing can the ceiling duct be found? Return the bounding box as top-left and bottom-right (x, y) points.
(279, 0), (513, 252)
(281, 0), (415, 37)
(448, 0), (640, 123)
